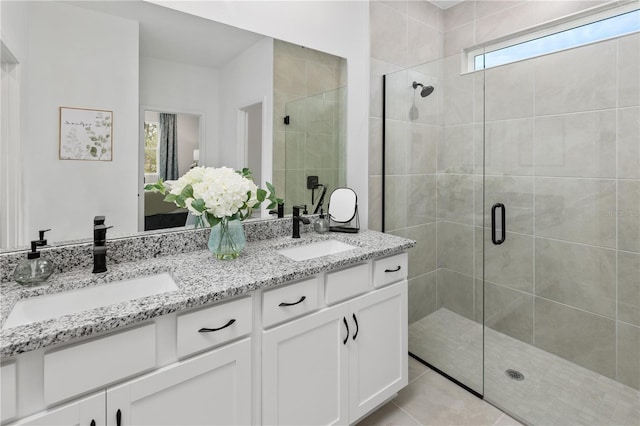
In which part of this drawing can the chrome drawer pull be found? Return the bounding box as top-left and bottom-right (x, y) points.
(198, 319), (236, 333)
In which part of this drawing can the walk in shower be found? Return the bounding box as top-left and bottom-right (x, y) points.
(382, 7), (639, 425)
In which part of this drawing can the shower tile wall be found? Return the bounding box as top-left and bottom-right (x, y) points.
(372, 0), (640, 393)
(443, 1), (639, 391)
(369, 0), (445, 324)
(272, 40), (347, 209)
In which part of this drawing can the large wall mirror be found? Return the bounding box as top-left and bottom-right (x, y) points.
(0, 0), (347, 251)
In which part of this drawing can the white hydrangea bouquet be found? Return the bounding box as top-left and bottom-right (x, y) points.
(145, 166), (281, 259)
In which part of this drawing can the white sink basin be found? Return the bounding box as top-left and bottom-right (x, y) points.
(277, 239), (356, 261)
(2, 272), (178, 331)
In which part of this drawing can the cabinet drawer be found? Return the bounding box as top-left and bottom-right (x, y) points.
(373, 253), (408, 288)
(177, 296), (252, 358)
(44, 323), (156, 405)
(325, 263), (370, 305)
(263, 277), (319, 328)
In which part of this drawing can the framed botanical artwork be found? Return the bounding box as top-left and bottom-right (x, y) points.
(59, 107), (113, 161)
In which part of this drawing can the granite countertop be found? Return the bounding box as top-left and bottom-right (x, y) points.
(0, 230), (415, 358)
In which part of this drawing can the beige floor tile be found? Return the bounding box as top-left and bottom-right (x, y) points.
(357, 401), (421, 426)
(408, 355), (430, 383)
(493, 414), (524, 426)
(394, 370), (505, 426)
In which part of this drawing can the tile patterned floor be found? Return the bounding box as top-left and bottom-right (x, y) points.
(358, 356), (522, 426)
(395, 308), (640, 426)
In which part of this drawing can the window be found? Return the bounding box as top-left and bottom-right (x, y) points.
(144, 121), (159, 174)
(469, 6), (640, 71)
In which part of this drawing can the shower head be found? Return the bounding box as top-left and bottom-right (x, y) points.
(412, 81), (435, 97)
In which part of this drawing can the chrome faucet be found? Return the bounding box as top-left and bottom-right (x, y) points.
(92, 216), (112, 273)
(292, 205), (310, 239)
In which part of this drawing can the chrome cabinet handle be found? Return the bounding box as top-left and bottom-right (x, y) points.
(384, 266), (401, 273)
(198, 319), (236, 333)
(279, 296), (306, 307)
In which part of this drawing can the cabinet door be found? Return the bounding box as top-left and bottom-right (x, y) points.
(262, 306), (349, 426)
(9, 392), (105, 426)
(348, 281), (408, 423)
(106, 338), (251, 426)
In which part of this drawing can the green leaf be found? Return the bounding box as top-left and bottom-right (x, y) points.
(256, 188), (267, 202)
(180, 184), (194, 199)
(205, 213), (220, 227)
(190, 198), (206, 213)
(267, 201), (277, 210)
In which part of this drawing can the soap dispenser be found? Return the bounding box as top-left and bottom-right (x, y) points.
(13, 229), (54, 285)
(314, 209), (330, 234)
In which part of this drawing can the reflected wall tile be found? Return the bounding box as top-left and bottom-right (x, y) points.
(535, 238), (616, 318)
(535, 178), (616, 248)
(480, 228), (534, 293)
(618, 251), (640, 327)
(437, 174), (475, 225)
(485, 58), (535, 121)
(483, 119), (535, 176)
(437, 268), (475, 321)
(618, 107), (640, 179)
(618, 180), (640, 253)
(617, 323), (640, 390)
(534, 297), (616, 379)
(484, 282), (534, 344)
(408, 222), (437, 278)
(369, 117), (383, 176)
(273, 130), (285, 170)
(408, 175), (437, 227)
(385, 175), (408, 231)
(385, 120), (408, 175)
(306, 61), (335, 96)
(437, 221), (474, 276)
(439, 124), (474, 174)
(368, 175), (382, 232)
(408, 123), (438, 175)
(478, 175), (534, 234)
(618, 33), (640, 108)
(535, 110), (616, 178)
(408, 271), (437, 324)
(274, 53), (306, 99)
(535, 40), (617, 115)
(370, 1), (408, 66)
(475, 2), (536, 46)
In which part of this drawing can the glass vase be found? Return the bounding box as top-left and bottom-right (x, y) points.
(208, 217), (246, 260)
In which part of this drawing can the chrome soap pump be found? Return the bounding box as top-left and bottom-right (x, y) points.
(13, 229), (54, 285)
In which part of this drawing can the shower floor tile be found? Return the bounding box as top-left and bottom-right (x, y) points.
(406, 308), (640, 426)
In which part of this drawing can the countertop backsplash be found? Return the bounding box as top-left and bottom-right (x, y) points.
(0, 217), (314, 283)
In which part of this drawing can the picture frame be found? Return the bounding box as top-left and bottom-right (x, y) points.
(59, 107), (113, 161)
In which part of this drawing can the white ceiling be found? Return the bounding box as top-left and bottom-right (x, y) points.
(430, 0), (464, 9)
(68, 1), (266, 69)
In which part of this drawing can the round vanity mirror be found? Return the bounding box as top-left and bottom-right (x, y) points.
(328, 188), (358, 223)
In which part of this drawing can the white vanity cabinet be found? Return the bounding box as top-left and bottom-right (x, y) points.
(106, 338), (252, 426)
(262, 255), (408, 425)
(8, 392), (105, 426)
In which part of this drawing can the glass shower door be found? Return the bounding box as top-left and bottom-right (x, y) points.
(482, 34), (640, 425)
(384, 56), (485, 395)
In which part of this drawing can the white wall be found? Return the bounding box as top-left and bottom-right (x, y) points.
(219, 36), (273, 177)
(21, 2), (139, 243)
(140, 56), (216, 165)
(148, 1), (371, 226)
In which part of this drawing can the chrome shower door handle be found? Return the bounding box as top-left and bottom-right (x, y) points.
(491, 203), (506, 245)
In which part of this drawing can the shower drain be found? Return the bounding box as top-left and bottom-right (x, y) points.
(505, 369), (525, 381)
